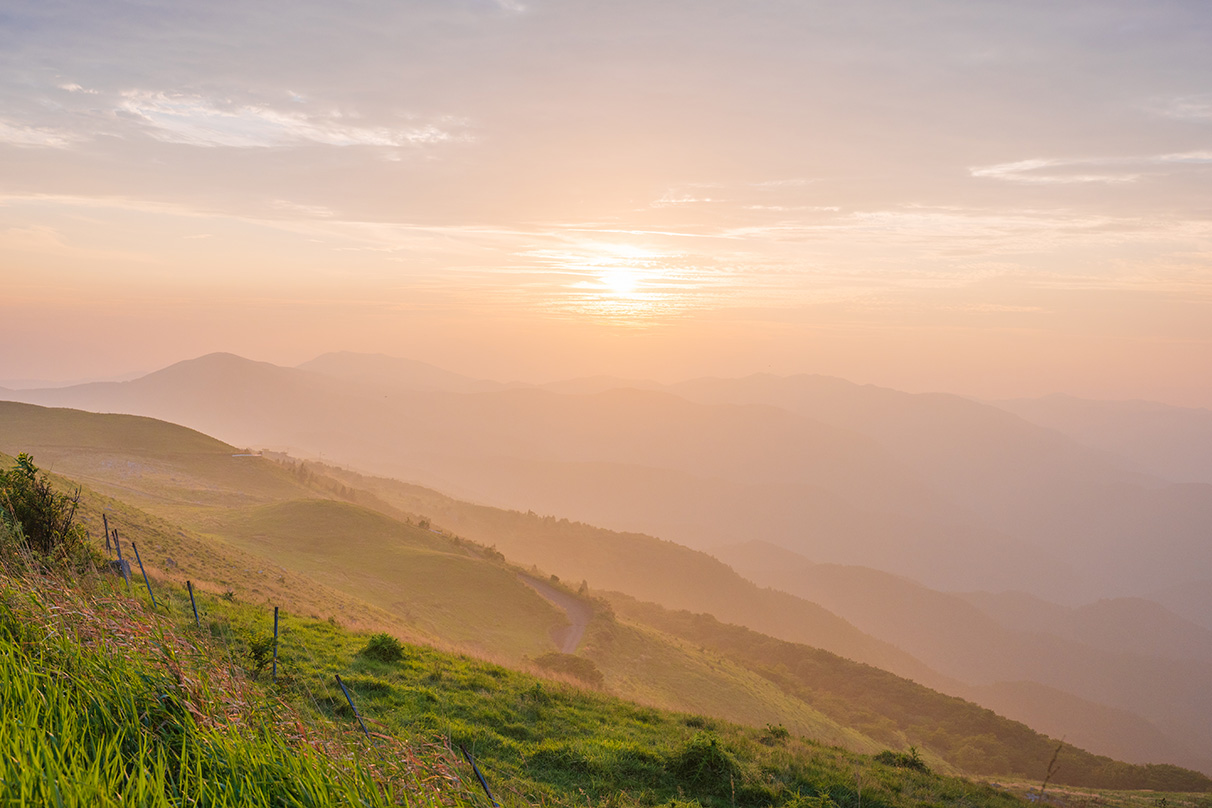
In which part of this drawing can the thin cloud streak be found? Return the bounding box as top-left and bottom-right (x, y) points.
(971, 152), (1212, 184)
(117, 91), (464, 149)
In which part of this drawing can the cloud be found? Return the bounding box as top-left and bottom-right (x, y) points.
(969, 158), (1142, 185)
(1157, 150), (1212, 164)
(650, 192), (717, 208)
(0, 120), (83, 149)
(971, 152), (1212, 185)
(57, 83), (98, 94)
(1158, 96), (1212, 121)
(117, 91), (463, 149)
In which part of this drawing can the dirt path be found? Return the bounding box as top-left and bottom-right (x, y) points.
(518, 573), (594, 653)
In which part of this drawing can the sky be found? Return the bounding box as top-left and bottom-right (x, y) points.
(2, 0), (1211, 404)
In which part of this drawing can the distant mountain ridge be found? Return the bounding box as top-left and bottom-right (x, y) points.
(298, 352), (509, 394)
(715, 540), (1212, 774)
(992, 394), (1212, 485)
(7, 351), (1212, 607)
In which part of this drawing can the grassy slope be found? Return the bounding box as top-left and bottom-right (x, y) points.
(606, 594), (1212, 791)
(142, 571), (1045, 808)
(0, 404), (871, 756)
(0, 402), (568, 657)
(313, 462), (946, 686)
(3, 401), (1210, 792)
(210, 499), (567, 659)
(0, 566), (471, 808)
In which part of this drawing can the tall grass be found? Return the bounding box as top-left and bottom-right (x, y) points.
(0, 569), (465, 807)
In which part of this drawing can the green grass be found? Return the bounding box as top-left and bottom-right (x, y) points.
(172, 575), (1037, 808)
(0, 567), (469, 807)
(4, 406), (1211, 795)
(606, 594), (1212, 792)
(207, 499), (569, 659)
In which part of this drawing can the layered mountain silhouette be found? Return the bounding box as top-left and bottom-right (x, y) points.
(10, 352), (1211, 607)
(994, 394), (1212, 485)
(716, 540), (1212, 774)
(5, 365), (1212, 774)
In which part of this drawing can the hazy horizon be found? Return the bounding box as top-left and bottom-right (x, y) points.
(5, 348), (1212, 415)
(3, 1), (1212, 406)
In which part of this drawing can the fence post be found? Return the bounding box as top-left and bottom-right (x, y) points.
(460, 744), (500, 808)
(102, 513), (111, 554)
(334, 675), (370, 738)
(187, 580), (201, 628)
(272, 606), (280, 682)
(112, 528), (131, 590)
(131, 542), (157, 609)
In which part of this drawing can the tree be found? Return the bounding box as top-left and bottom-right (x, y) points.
(0, 453), (87, 561)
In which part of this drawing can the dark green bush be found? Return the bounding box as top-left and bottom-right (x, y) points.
(667, 733), (741, 797)
(246, 635), (276, 678)
(359, 632), (405, 664)
(761, 723), (791, 744)
(875, 747), (930, 773)
(0, 453), (88, 563)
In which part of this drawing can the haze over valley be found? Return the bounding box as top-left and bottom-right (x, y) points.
(4, 1), (1212, 803)
(5, 351), (1212, 778)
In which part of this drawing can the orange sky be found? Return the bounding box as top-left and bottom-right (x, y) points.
(2, 1), (1211, 404)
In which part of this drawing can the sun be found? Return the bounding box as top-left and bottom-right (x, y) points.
(593, 244), (655, 297)
(540, 240), (706, 321)
(600, 267), (640, 296)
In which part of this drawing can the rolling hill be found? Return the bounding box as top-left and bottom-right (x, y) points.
(5, 400), (1209, 788)
(714, 540), (1212, 775)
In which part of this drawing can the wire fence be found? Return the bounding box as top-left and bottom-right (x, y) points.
(90, 515), (495, 808)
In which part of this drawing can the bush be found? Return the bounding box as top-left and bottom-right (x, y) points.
(358, 632), (405, 664)
(246, 635), (276, 678)
(0, 453), (88, 564)
(760, 723), (791, 745)
(667, 732), (741, 797)
(875, 747), (930, 773)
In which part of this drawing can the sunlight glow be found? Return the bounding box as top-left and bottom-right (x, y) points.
(520, 241), (736, 324)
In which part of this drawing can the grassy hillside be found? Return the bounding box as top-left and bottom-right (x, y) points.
(0, 554), (1034, 808)
(0, 564), (469, 807)
(210, 499), (569, 659)
(311, 461), (946, 687)
(606, 594), (1212, 792)
(0, 414), (887, 757)
(4, 402), (1211, 791)
(716, 541), (1212, 775)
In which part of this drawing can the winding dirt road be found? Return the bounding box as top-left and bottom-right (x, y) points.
(519, 574), (593, 653)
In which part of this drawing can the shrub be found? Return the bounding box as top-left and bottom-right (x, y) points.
(246, 635), (276, 678)
(875, 747), (930, 773)
(667, 732), (741, 797)
(359, 632), (405, 664)
(761, 723), (791, 745)
(0, 453), (88, 565)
